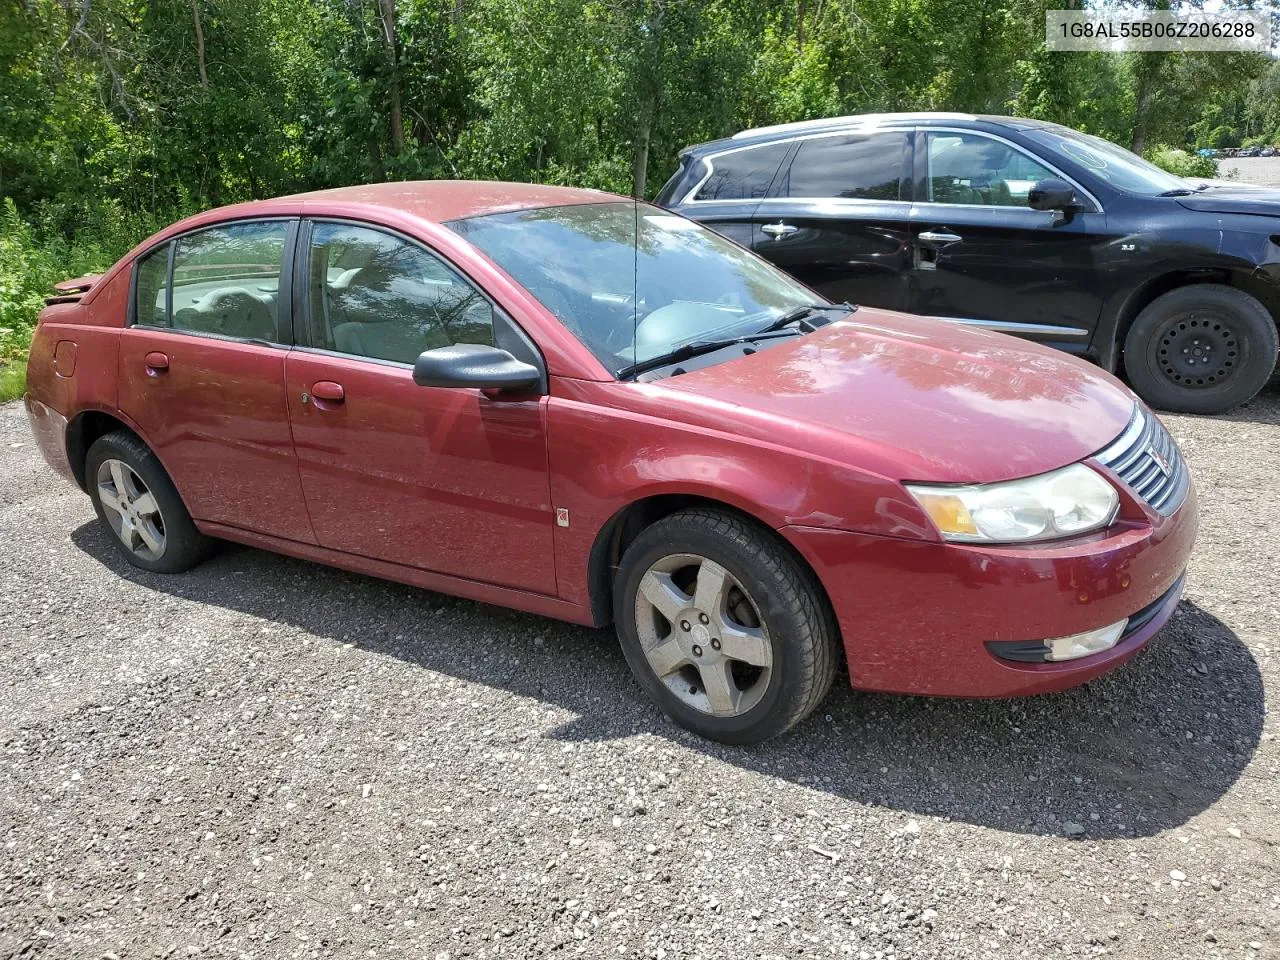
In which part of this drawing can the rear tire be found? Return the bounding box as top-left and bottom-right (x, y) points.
(1123, 284), (1278, 414)
(85, 431), (213, 574)
(613, 508), (838, 745)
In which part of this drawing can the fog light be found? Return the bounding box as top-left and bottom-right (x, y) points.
(1044, 619), (1128, 662)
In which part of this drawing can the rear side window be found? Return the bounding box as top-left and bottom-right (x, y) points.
(695, 143), (791, 201)
(781, 131), (908, 201)
(306, 222), (495, 365)
(134, 247), (170, 326)
(170, 221), (288, 341)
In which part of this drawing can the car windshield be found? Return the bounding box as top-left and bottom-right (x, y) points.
(447, 201), (818, 376)
(1026, 127), (1190, 195)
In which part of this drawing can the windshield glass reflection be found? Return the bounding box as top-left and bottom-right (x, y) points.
(448, 201), (816, 375)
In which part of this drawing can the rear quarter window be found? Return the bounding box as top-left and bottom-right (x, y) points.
(695, 143), (791, 202)
(133, 246), (171, 326)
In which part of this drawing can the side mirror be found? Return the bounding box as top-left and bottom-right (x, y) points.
(412, 343), (541, 392)
(1027, 178), (1081, 212)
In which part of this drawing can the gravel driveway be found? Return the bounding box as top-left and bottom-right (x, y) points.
(1, 388), (1277, 959)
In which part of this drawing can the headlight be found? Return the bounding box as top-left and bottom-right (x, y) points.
(906, 464), (1119, 544)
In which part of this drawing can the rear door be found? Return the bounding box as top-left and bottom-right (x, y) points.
(746, 129), (915, 310)
(907, 128), (1112, 348)
(668, 141), (793, 248)
(284, 219), (557, 595)
(117, 219), (316, 543)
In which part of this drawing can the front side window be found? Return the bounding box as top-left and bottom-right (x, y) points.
(695, 143), (790, 201)
(781, 131), (907, 201)
(307, 223), (493, 365)
(134, 245), (170, 326)
(448, 202), (817, 375)
(170, 221), (288, 340)
(925, 132), (1056, 206)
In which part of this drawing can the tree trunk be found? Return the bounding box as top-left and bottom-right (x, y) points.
(189, 0), (208, 89)
(632, 108), (651, 199)
(796, 0), (804, 49)
(376, 0), (405, 156)
(1130, 53), (1159, 154)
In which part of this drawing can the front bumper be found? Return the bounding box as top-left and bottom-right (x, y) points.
(781, 482), (1198, 697)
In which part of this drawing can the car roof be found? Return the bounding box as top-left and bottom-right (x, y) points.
(278, 179), (622, 223)
(683, 112), (1055, 155)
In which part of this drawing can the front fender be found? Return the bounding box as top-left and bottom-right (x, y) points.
(545, 391), (937, 611)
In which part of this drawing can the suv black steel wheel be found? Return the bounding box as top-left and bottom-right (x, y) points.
(1124, 285), (1279, 415)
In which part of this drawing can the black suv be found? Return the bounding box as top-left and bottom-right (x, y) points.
(657, 112), (1280, 414)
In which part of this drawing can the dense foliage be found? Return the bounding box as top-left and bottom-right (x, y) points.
(1, 0), (1278, 376)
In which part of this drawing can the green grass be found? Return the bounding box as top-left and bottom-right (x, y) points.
(0, 358), (28, 403)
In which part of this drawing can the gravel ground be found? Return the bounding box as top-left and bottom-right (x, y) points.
(1218, 156), (1280, 188)
(1, 387), (1277, 960)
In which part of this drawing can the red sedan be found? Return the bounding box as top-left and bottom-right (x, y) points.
(25, 181), (1197, 743)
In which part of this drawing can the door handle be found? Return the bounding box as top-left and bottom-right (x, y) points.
(918, 230), (963, 245)
(761, 222), (798, 239)
(144, 351), (169, 374)
(310, 380), (345, 403)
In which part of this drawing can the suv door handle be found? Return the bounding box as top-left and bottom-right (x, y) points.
(761, 222), (798, 239)
(144, 351), (169, 374)
(918, 230), (963, 245)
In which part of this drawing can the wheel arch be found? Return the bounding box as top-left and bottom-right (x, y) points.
(1100, 267), (1280, 372)
(584, 493), (837, 634)
(64, 408), (174, 495)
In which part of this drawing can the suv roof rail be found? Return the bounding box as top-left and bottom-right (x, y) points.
(731, 112), (979, 140)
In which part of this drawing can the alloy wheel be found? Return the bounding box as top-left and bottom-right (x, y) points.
(633, 553), (773, 718)
(96, 458), (167, 560)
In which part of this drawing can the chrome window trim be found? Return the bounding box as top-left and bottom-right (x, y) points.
(683, 126), (914, 206)
(924, 316), (1090, 339)
(918, 126), (1104, 214)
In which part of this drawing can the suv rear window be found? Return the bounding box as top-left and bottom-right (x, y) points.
(694, 143), (791, 201)
(781, 131), (907, 201)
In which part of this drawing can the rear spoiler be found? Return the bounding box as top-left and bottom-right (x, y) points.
(44, 273), (101, 306)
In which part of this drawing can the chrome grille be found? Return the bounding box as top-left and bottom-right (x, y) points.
(1093, 406), (1190, 516)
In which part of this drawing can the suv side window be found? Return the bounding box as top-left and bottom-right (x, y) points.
(695, 143), (791, 201)
(781, 132), (907, 201)
(134, 245), (171, 326)
(170, 221), (289, 340)
(925, 132), (1056, 207)
(306, 222), (495, 365)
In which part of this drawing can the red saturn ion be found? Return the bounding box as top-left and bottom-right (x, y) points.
(25, 181), (1197, 744)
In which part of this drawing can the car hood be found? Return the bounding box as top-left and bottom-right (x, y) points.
(1176, 185), (1280, 217)
(652, 310), (1136, 484)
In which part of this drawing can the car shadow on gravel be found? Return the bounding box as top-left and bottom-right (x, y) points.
(71, 522), (1264, 841)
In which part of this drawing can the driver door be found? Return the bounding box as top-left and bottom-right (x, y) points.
(285, 220), (558, 595)
(908, 129), (1112, 346)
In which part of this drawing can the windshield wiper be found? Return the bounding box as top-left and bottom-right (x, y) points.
(1158, 187), (1196, 197)
(759, 301), (857, 333)
(617, 329), (804, 380)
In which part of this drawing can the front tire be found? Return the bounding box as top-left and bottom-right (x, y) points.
(86, 431), (212, 574)
(613, 508), (838, 745)
(1123, 284), (1278, 414)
